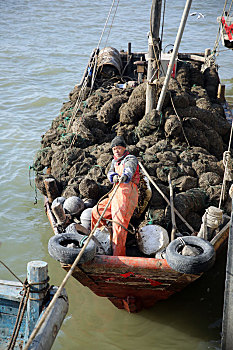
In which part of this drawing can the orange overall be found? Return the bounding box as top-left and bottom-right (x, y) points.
(91, 161), (139, 256)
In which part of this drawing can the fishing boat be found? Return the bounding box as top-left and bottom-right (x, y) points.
(0, 260), (68, 349)
(45, 197), (230, 312)
(33, 0), (233, 313)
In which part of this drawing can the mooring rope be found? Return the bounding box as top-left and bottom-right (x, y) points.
(7, 282), (30, 350)
(219, 105), (233, 209)
(0, 260), (24, 285)
(24, 178), (123, 350)
(1, 260), (51, 349)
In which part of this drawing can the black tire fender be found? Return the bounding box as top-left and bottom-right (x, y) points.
(165, 236), (216, 274)
(48, 232), (96, 264)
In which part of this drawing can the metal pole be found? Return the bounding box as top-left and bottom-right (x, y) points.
(145, 0), (162, 114)
(221, 186), (233, 349)
(156, 0), (192, 113)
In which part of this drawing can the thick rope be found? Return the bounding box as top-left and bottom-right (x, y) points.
(24, 178), (123, 350)
(219, 105), (233, 208)
(1, 261), (51, 349)
(7, 284), (30, 350)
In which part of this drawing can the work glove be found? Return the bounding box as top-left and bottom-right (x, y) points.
(120, 174), (128, 183)
(113, 175), (120, 184)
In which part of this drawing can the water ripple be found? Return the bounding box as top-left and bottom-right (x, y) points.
(0, 1), (232, 349)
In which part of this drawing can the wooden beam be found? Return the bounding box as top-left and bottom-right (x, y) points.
(145, 0), (162, 114)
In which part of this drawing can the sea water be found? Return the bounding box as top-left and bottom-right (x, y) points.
(0, 1), (232, 349)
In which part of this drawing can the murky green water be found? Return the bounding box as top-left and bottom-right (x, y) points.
(0, 1), (232, 349)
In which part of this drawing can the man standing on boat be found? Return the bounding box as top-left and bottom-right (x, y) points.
(91, 136), (139, 256)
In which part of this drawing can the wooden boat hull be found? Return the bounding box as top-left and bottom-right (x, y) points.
(62, 256), (200, 312)
(45, 199), (229, 312)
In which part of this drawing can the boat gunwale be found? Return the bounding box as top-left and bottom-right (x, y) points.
(45, 197), (229, 273)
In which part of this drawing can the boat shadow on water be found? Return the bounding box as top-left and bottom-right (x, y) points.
(142, 246), (227, 343)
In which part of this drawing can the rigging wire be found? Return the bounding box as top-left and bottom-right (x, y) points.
(213, 0), (233, 56)
(90, 0), (120, 95)
(104, 0), (120, 48)
(68, 0), (120, 142)
(160, 0), (166, 50)
(228, 0), (233, 15)
(96, 0), (116, 50)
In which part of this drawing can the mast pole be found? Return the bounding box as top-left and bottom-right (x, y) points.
(145, 0), (162, 114)
(156, 0), (193, 113)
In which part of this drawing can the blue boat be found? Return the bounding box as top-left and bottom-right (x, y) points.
(0, 260), (68, 350)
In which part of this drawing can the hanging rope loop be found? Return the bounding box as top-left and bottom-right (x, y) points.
(219, 105), (233, 208)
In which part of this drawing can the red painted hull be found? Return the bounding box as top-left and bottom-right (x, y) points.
(62, 255), (200, 312)
(45, 199), (229, 312)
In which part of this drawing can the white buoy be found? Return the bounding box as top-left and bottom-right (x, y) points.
(137, 225), (169, 256)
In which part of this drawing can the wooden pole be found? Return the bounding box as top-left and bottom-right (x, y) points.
(139, 161), (195, 234)
(44, 178), (59, 204)
(28, 286), (68, 350)
(145, 0), (162, 114)
(156, 0), (193, 113)
(168, 173), (176, 241)
(25, 261), (48, 338)
(51, 202), (67, 226)
(218, 84), (226, 102)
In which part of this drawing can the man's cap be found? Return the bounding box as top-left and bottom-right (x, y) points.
(111, 136), (126, 148)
